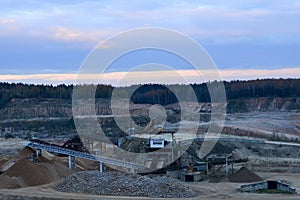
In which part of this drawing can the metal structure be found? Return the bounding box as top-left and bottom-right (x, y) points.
(23, 141), (146, 172)
(23, 134), (300, 174)
(240, 180), (296, 193)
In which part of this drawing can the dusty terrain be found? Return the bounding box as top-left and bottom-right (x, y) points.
(0, 98), (300, 199)
(1, 98), (300, 143)
(0, 138), (299, 199)
(225, 111), (300, 139)
(0, 172), (299, 200)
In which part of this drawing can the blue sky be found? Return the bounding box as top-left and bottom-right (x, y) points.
(0, 0), (300, 84)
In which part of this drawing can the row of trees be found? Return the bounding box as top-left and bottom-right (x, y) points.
(1, 79), (300, 107)
(130, 78), (300, 104)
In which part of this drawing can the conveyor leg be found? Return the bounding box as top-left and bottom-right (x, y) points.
(68, 156), (72, 169)
(68, 156), (76, 169)
(226, 156), (228, 177)
(100, 162), (103, 172)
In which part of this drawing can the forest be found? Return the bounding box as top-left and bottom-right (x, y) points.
(0, 78), (300, 108)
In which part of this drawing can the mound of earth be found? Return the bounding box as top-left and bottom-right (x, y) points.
(54, 171), (198, 198)
(229, 167), (263, 183)
(0, 147), (73, 189)
(0, 147), (36, 172)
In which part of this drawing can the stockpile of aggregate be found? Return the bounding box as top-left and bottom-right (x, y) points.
(54, 171), (198, 198)
(229, 167), (263, 183)
(0, 147), (73, 189)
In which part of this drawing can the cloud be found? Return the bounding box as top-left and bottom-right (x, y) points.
(1, 68), (300, 86)
(50, 27), (114, 43)
(215, 8), (273, 18)
(1, 0), (299, 43)
(0, 18), (16, 24)
(1, 0), (300, 73)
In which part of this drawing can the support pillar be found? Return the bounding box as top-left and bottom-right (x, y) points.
(36, 149), (41, 157)
(100, 162), (103, 172)
(68, 156), (72, 169)
(68, 156), (76, 169)
(225, 156), (228, 177)
(207, 162), (209, 175)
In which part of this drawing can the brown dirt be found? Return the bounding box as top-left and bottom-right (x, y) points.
(17, 147), (36, 157)
(75, 157), (99, 171)
(0, 148), (73, 189)
(0, 147), (36, 172)
(229, 167), (263, 183)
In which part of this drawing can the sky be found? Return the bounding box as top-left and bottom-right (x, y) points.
(0, 0), (300, 85)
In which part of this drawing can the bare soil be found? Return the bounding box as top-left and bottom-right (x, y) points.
(229, 167), (263, 183)
(0, 147), (73, 189)
(0, 172), (298, 200)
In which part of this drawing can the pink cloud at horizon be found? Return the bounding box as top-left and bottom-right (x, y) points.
(0, 68), (300, 86)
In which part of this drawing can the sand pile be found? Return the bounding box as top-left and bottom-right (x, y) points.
(54, 171), (198, 198)
(229, 167), (263, 183)
(0, 147), (35, 172)
(16, 146), (36, 157)
(0, 147), (73, 189)
(75, 158), (99, 171)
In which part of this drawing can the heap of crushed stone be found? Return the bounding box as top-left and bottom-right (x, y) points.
(54, 171), (198, 198)
(229, 167), (263, 183)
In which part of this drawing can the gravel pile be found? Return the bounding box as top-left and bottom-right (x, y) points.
(54, 171), (198, 198)
(229, 167), (263, 183)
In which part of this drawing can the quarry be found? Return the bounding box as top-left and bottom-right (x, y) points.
(0, 97), (299, 199)
(1, 0), (300, 197)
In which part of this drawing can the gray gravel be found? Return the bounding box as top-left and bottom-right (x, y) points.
(53, 171), (198, 198)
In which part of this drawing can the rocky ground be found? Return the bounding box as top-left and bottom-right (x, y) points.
(0, 172), (299, 200)
(0, 97), (299, 199)
(0, 138), (299, 199)
(54, 171), (198, 198)
(1, 98), (300, 142)
(225, 111), (300, 140)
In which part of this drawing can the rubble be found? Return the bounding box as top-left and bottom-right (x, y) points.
(54, 171), (198, 198)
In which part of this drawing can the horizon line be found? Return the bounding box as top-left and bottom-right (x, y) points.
(0, 68), (300, 86)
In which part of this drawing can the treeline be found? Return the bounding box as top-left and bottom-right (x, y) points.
(0, 79), (300, 107)
(129, 78), (300, 104)
(0, 83), (71, 108)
